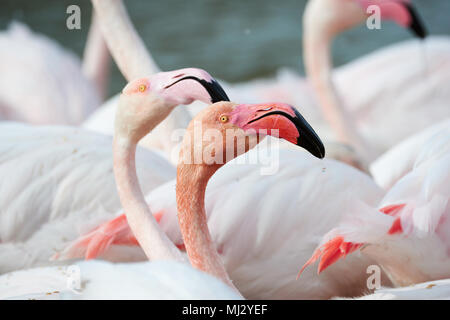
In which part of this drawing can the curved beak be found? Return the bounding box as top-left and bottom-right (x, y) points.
(165, 76), (230, 103)
(231, 103), (325, 159)
(404, 3), (427, 39)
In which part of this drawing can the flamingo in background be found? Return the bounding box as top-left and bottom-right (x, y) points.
(0, 12), (110, 125)
(299, 124), (450, 288)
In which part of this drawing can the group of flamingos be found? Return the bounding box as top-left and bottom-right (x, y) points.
(0, 0), (449, 300)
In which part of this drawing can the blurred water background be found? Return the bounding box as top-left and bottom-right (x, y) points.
(0, 0), (449, 98)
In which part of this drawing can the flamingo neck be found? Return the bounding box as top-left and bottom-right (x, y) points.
(91, 0), (159, 80)
(82, 12), (110, 100)
(303, 25), (373, 162)
(113, 137), (185, 262)
(176, 161), (242, 296)
(92, 0), (193, 151)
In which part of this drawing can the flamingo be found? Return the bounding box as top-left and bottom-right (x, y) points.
(0, 97), (325, 299)
(0, 12), (109, 125)
(299, 124), (450, 288)
(0, 67), (229, 274)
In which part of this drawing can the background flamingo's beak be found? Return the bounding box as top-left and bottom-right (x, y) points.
(165, 76), (230, 103)
(404, 3), (427, 38)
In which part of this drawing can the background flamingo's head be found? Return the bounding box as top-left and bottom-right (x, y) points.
(122, 68), (229, 107)
(356, 0), (427, 38)
(179, 102), (324, 167)
(116, 68), (229, 143)
(304, 0), (426, 39)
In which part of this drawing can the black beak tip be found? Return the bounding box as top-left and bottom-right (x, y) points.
(405, 4), (427, 39)
(209, 79), (230, 103)
(292, 108), (326, 159)
(298, 137), (325, 159)
(171, 75), (230, 104)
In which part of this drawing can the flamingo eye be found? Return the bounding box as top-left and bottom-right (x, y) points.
(220, 115), (229, 123)
(138, 84), (147, 92)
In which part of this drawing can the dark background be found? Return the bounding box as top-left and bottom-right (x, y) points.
(1, 0), (449, 98)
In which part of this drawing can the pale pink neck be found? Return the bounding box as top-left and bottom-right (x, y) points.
(303, 28), (374, 161)
(92, 0), (192, 144)
(82, 12), (110, 100)
(176, 161), (242, 296)
(113, 137), (185, 262)
(91, 0), (160, 80)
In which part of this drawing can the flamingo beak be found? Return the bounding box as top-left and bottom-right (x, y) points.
(231, 103), (325, 159)
(165, 76), (230, 103)
(404, 3), (427, 38)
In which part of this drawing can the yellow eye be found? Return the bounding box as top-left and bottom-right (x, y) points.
(138, 84), (147, 92)
(220, 115), (229, 123)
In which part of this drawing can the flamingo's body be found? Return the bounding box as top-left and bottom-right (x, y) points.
(0, 22), (101, 125)
(370, 118), (450, 189)
(0, 121), (174, 273)
(300, 125), (450, 287)
(0, 260), (241, 300)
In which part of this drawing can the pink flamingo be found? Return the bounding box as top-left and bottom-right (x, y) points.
(299, 124), (450, 287)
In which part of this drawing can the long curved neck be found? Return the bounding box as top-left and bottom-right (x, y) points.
(91, 0), (159, 80)
(176, 159), (242, 296)
(113, 136), (185, 262)
(91, 0), (192, 151)
(82, 12), (110, 100)
(303, 13), (373, 161)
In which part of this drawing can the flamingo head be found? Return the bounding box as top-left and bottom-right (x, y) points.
(305, 0), (426, 39)
(116, 68), (229, 143)
(356, 0), (427, 38)
(229, 102), (325, 159)
(179, 102), (325, 166)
